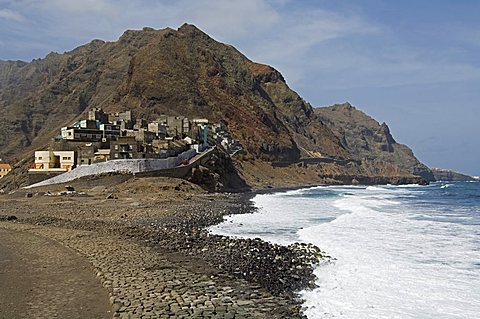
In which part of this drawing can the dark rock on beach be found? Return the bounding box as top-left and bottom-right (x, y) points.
(0, 176), (328, 318)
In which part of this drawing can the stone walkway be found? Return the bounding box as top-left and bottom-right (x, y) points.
(0, 222), (297, 318)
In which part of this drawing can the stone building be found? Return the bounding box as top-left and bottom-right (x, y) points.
(147, 122), (167, 139)
(0, 163), (12, 179)
(30, 151), (76, 172)
(61, 121), (120, 142)
(110, 136), (138, 160)
(110, 137), (155, 160)
(88, 108), (109, 123)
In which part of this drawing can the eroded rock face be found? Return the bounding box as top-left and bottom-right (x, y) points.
(316, 102), (435, 181)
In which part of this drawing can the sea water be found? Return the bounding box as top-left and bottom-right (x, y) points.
(209, 182), (480, 318)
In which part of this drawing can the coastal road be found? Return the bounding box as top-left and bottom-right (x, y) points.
(0, 228), (111, 319)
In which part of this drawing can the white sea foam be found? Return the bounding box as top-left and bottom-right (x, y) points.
(210, 187), (344, 244)
(210, 184), (480, 318)
(298, 191), (480, 318)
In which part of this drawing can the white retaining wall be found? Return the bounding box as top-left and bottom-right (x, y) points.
(25, 149), (197, 189)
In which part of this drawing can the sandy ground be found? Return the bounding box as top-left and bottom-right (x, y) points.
(0, 228), (111, 319)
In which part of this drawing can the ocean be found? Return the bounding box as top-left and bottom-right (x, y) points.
(210, 182), (480, 318)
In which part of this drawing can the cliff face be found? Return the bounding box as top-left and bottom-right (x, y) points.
(0, 24), (428, 189)
(431, 168), (476, 181)
(315, 103), (434, 181)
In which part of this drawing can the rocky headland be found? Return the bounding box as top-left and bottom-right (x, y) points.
(431, 168), (477, 182)
(315, 102), (434, 181)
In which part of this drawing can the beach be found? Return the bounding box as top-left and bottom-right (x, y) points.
(0, 175), (323, 318)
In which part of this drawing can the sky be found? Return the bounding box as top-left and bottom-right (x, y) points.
(0, 0), (479, 175)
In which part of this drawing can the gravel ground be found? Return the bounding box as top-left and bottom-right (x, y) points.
(0, 176), (327, 318)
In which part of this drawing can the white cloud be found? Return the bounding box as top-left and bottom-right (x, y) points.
(42, 0), (117, 14)
(183, 0), (280, 39)
(0, 0), (282, 50)
(297, 42), (480, 91)
(0, 8), (25, 22)
(1, 0), (479, 93)
(238, 7), (379, 84)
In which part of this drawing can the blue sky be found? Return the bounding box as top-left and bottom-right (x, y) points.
(1, 0), (479, 175)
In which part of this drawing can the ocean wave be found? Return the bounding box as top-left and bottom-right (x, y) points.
(211, 182), (480, 319)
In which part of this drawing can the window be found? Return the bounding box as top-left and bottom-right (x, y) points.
(38, 156), (43, 160)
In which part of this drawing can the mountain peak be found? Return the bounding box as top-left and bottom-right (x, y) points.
(177, 23), (213, 41)
(178, 23), (201, 32)
(334, 102), (355, 110)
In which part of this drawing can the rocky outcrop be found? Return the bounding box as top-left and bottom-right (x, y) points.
(431, 168), (477, 181)
(315, 103), (434, 181)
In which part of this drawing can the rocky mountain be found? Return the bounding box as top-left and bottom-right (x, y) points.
(315, 103), (435, 181)
(431, 168), (477, 182)
(0, 24), (427, 189)
(0, 25), (345, 162)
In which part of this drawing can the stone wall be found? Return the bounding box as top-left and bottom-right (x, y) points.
(25, 149), (197, 189)
(137, 146), (217, 179)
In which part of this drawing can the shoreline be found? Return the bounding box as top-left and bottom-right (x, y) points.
(0, 176), (429, 318)
(0, 176), (326, 318)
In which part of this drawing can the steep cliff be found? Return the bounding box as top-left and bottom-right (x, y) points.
(315, 103), (434, 181)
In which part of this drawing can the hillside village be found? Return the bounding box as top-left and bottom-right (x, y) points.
(25, 108), (243, 184)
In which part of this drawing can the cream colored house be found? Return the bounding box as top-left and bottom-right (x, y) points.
(0, 164), (12, 179)
(30, 151), (75, 172)
(94, 149), (111, 162)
